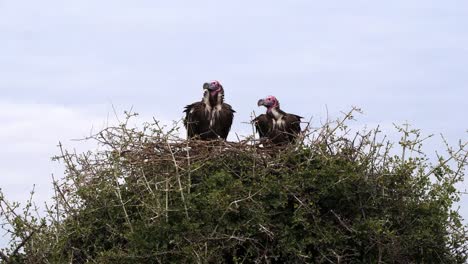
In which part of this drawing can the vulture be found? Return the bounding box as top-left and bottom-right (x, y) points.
(184, 81), (235, 140)
(253, 95), (302, 144)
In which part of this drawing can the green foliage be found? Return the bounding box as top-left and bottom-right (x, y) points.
(1, 109), (467, 263)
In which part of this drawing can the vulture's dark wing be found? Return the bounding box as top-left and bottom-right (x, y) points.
(284, 114), (302, 134)
(253, 114), (271, 138)
(183, 102), (208, 139)
(216, 103), (235, 140)
(284, 114), (303, 142)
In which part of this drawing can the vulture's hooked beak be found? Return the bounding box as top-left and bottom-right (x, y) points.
(257, 99), (266, 107)
(203, 82), (218, 91)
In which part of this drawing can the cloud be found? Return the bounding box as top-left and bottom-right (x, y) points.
(0, 101), (180, 200)
(0, 102), (103, 199)
(0, 0), (467, 247)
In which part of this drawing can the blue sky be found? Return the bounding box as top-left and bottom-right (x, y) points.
(1, 0), (467, 246)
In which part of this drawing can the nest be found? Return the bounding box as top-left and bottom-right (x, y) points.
(120, 139), (292, 168)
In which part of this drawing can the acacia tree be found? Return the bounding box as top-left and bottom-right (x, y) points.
(0, 108), (467, 263)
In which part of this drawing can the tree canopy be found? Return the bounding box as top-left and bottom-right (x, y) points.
(1, 109), (467, 263)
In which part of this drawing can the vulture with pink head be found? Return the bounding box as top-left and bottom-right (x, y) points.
(184, 81), (235, 140)
(253, 96), (302, 144)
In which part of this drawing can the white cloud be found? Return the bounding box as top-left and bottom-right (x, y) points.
(0, 0), (467, 248)
(0, 101), (179, 199)
(0, 102), (104, 198)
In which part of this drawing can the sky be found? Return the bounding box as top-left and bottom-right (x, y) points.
(1, 0), (467, 246)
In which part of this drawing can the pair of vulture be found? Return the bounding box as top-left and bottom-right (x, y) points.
(184, 80), (302, 144)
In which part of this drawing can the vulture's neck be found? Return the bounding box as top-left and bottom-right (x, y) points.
(268, 107), (284, 120)
(203, 91), (224, 109)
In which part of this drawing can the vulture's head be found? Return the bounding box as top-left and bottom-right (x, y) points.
(203, 80), (223, 98)
(257, 96), (280, 111)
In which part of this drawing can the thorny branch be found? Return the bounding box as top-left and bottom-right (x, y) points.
(0, 108), (466, 263)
